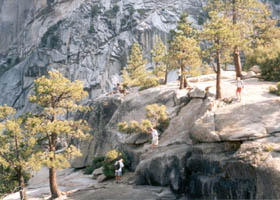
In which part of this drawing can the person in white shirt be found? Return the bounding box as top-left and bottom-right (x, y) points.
(236, 77), (244, 101)
(148, 127), (159, 149)
(115, 158), (124, 181)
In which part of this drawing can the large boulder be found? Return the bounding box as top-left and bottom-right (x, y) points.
(134, 144), (191, 193)
(215, 99), (280, 141)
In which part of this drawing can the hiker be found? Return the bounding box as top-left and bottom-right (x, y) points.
(115, 158), (124, 181)
(236, 77), (244, 101)
(148, 127), (159, 149)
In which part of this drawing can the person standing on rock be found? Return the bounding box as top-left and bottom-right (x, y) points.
(115, 158), (124, 181)
(148, 127), (159, 149)
(236, 77), (244, 101)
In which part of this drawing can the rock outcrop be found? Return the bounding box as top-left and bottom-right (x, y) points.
(69, 76), (280, 199)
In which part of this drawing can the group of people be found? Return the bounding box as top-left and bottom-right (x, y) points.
(113, 83), (127, 94)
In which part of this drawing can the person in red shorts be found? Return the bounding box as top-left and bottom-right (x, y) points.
(236, 77), (244, 101)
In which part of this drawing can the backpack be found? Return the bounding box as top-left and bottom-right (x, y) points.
(115, 161), (120, 171)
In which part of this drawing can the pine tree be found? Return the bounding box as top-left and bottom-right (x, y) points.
(201, 12), (236, 99)
(207, 0), (271, 78)
(124, 43), (148, 86)
(28, 71), (90, 198)
(0, 106), (42, 200)
(169, 13), (201, 89)
(151, 36), (167, 82)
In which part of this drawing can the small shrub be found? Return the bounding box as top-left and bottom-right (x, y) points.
(106, 149), (121, 161)
(88, 25), (95, 33)
(91, 5), (101, 18)
(269, 83), (280, 96)
(118, 120), (142, 134)
(118, 104), (170, 135)
(139, 77), (159, 91)
(277, 82), (280, 91)
(265, 145), (274, 152)
(84, 166), (94, 175)
(0, 166), (30, 197)
(103, 160), (115, 178)
(105, 5), (119, 18)
(140, 119), (153, 133)
(83, 156), (105, 174)
(269, 85), (277, 94)
(103, 149), (125, 178)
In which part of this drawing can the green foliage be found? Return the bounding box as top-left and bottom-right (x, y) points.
(103, 149), (126, 179)
(84, 150), (130, 180)
(151, 36), (167, 79)
(245, 40), (280, 81)
(88, 25), (95, 33)
(0, 105), (42, 199)
(201, 12), (236, 63)
(105, 5), (120, 18)
(0, 167), (30, 198)
(103, 160), (115, 178)
(169, 13), (201, 88)
(122, 43), (148, 87)
(28, 71), (90, 197)
(139, 77), (160, 91)
(91, 4), (101, 18)
(40, 21), (63, 49)
(118, 104), (169, 134)
(269, 83), (280, 96)
(137, 9), (147, 17)
(84, 156), (105, 175)
(145, 104), (169, 128)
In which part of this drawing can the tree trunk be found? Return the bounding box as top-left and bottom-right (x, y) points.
(49, 134), (61, 199)
(216, 50), (222, 99)
(179, 65), (186, 89)
(232, 0), (243, 78)
(164, 68), (168, 84)
(18, 168), (27, 200)
(49, 167), (61, 198)
(233, 46), (243, 78)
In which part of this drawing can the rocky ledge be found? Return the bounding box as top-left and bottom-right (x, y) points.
(69, 74), (280, 199)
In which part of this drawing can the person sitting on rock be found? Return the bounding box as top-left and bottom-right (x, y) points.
(115, 158), (124, 181)
(148, 127), (159, 149)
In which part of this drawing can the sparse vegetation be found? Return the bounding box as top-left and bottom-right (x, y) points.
(104, 5), (120, 18)
(118, 104), (169, 134)
(91, 4), (101, 18)
(40, 21), (63, 49)
(269, 83), (280, 96)
(84, 156), (105, 174)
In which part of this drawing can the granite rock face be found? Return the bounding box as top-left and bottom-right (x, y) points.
(0, 0), (207, 113)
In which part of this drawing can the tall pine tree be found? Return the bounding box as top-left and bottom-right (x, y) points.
(201, 12), (236, 99)
(207, 0), (270, 78)
(151, 36), (167, 82)
(122, 43), (148, 87)
(28, 71), (90, 198)
(169, 14), (201, 89)
(0, 106), (42, 200)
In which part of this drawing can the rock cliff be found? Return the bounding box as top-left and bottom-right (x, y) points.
(0, 0), (207, 113)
